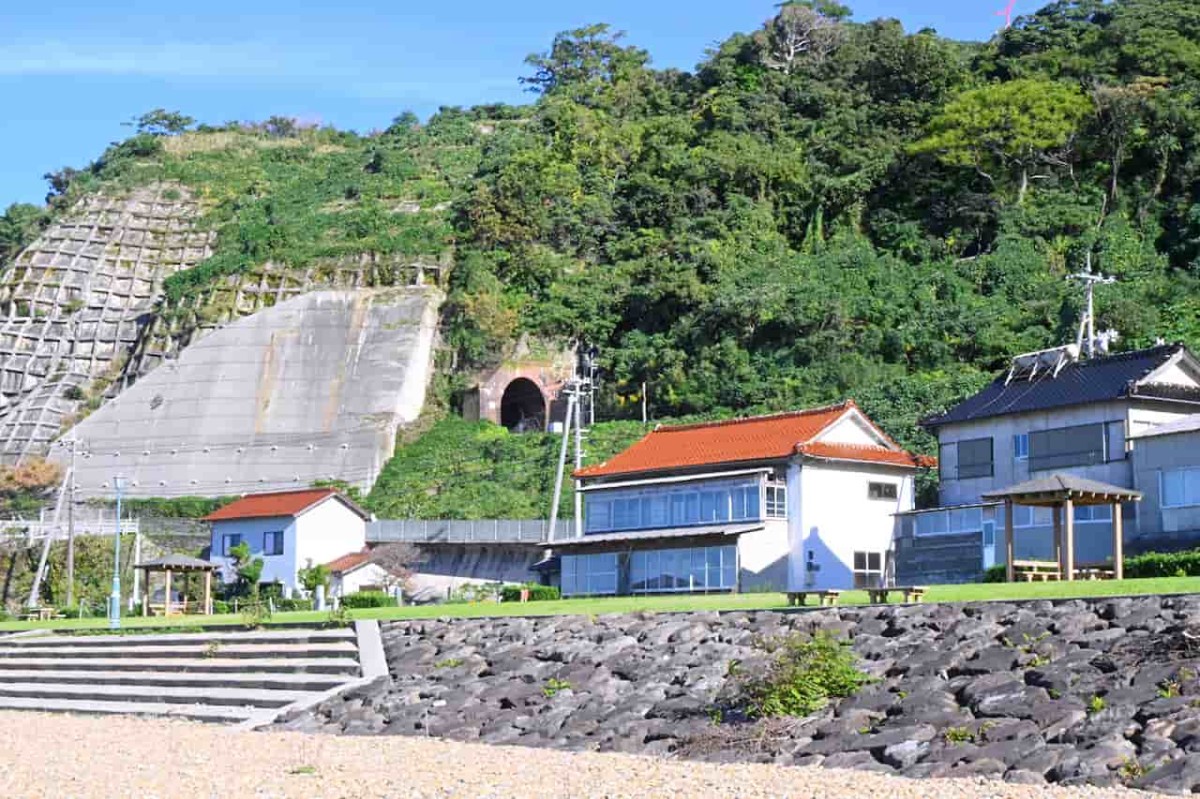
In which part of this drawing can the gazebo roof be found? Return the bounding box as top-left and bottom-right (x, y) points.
(135, 554), (220, 572)
(982, 474), (1142, 506)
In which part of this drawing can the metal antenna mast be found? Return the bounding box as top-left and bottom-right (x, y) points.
(546, 346), (596, 544)
(1069, 253), (1117, 359)
(996, 0), (1017, 29)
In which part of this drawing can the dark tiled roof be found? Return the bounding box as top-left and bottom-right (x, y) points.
(982, 473), (1142, 502)
(923, 344), (1194, 428)
(135, 554), (219, 571)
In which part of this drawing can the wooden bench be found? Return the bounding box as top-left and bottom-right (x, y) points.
(1013, 560), (1061, 582)
(20, 607), (62, 622)
(866, 586), (927, 604)
(787, 590), (842, 607)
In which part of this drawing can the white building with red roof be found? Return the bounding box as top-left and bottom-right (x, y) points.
(203, 488), (372, 594)
(566, 400), (930, 595)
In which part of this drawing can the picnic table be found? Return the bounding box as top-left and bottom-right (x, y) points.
(20, 607), (62, 621)
(865, 586), (927, 604)
(787, 590), (842, 607)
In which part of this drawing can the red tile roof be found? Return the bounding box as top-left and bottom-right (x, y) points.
(575, 401), (930, 478)
(325, 549), (373, 574)
(203, 488), (370, 522)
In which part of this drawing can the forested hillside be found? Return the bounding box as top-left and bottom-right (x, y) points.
(446, 0), (1200, 433)
(3, 0), (1200, 517)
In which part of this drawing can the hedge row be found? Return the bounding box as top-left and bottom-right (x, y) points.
(1124, 549), (1200, 579)
(500, 583), (560, 602)
(978, 549), (1200, 583)
(340, 591), (397, 609)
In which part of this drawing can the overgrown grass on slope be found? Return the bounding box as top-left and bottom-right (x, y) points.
(365, 417), (647, 519)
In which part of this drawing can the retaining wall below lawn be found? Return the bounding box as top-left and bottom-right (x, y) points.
(277, 595), (1200, 793)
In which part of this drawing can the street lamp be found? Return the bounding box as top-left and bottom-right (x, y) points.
(109, 475), (127, 630)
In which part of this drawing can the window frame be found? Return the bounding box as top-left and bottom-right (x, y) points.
(765, 484), (787, 518)
(263, 531), (284, 556)
(221, 533), (242, 556)
(1013, 433), (1029, 462)
(852, 550), (884, 589)
(867, 482), (898, 501)
(955, 438), (994, 479)
(1162, 467), (1200, 509)
(1027, 423), (1112, 472)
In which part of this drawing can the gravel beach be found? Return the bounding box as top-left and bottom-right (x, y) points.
(0, 712), (1152, 798)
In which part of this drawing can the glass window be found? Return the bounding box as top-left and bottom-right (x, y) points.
(222, 533), (241, 556)
(1013, 433), (1029, 461)
(853, 550), (884, 588)
(263, 531), (284, 556)
(765, 485), (787, 518)
(868, 482), (898, 501)
(1163, 468), (1200, 508)
(956, 438), (993, 479)
(1105, 421), (1126, 462)
(1029, 424), (1106, 471)
(915, 511), (947, 536)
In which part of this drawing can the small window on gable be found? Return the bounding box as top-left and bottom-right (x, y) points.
(867, 482), (898, 501)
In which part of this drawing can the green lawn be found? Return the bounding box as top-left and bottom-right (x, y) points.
(4, 576), (1200, 634)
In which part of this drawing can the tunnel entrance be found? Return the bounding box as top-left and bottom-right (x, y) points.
(500, 378), (546, 432)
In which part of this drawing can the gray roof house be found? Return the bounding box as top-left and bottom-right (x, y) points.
(895, 343), (1200, 585)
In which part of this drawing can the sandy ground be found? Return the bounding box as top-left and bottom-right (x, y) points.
(0, 712), (1151, 799)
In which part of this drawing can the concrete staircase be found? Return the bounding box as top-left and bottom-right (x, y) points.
(0, 626), (366, 725)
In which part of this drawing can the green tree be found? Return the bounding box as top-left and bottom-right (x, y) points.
(132, 109), (195, 136)
(0, 203), (47, 264)
(911, 79), (1091, 204)
(228, 541), (263, 598)
(297, 559), (330, 594)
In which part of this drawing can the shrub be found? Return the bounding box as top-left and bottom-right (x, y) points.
(732, 632), (872, 718)
(981, 565), (1006, 583)
(500, 583), (561, 602)
(1125, 549), (1200, 579)
(274, 598), (314, 612)
(340, 591), (397, 609)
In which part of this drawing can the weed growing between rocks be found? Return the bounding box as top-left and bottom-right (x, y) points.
(731, 632), (872, 719)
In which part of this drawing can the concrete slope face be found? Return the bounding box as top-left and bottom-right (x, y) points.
(0, 185), (215, 461)
(66, 287), (441, 498)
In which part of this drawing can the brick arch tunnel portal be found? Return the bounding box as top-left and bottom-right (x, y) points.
(500, 378), (547, 433)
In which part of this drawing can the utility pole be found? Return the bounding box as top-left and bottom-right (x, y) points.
(1069, 254), (1117, 358)
(547, 390), (577, 545)
(109, 475), (126, 630)
(64, 436), (76, 608)
(573, 390), (585, 540)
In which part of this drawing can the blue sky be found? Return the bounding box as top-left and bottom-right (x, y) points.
(1, 1), (1015, 207)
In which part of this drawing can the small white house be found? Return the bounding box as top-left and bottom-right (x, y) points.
(325, 549), (395, 598)
(204, 488), (372, 595)
(566, 400), (928, 595)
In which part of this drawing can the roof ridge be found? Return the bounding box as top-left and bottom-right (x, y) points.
(655, 400), (854, 434)
(1077, 341), (1182, 368)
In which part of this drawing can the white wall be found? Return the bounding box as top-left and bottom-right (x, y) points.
(737, 520), (789, 591)
(791, 461), (914, 591)
(333, 563), (390, 597)
(294, 498), (367, 581)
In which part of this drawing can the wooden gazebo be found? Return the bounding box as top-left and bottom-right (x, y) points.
(135, 554), (220, 616)
(983, 474), (1142, 583)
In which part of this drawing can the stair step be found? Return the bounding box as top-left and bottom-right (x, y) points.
(8, 628), (357, 648)
(0, 657), (361, 675)
(0, 642), (358, 660)
(0, 695), (261, 722)
(0, 669), (351, 691)
(0, 682), (319, 708)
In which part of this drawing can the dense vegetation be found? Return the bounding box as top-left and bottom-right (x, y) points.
(4, 0), (1200, 517)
